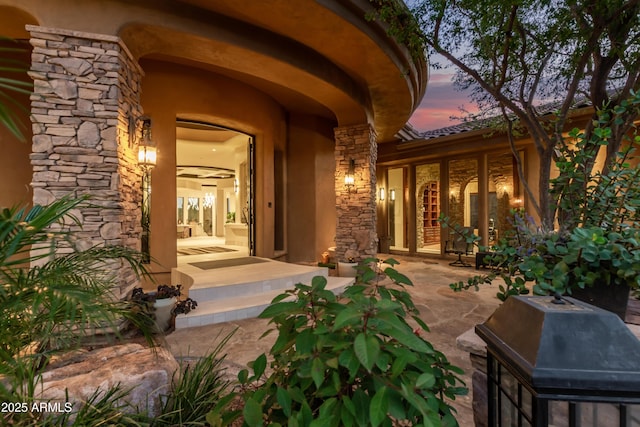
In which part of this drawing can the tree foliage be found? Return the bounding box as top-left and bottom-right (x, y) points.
(369, 0), (640, 228)
(448, 99), (640, 300)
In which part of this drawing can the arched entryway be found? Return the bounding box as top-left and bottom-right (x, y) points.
(175, 120), (255, 261)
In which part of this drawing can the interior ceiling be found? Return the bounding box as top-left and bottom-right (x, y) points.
(176, 121), (248, 184)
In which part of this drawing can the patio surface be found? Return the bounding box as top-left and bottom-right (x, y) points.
(164, 254), (501, 426)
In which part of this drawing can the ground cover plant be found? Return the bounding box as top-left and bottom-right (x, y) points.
(209, 258), (466, 427)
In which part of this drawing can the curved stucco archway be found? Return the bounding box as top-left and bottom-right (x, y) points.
(139, 59), (298, 278)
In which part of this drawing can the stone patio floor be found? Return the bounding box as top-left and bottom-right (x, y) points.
(164, 254), (501, 426)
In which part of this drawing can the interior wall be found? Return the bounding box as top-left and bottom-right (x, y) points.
(140, 59), (286, 277)
(287, 113), (337, 263)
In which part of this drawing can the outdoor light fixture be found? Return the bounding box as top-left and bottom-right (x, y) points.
(390, 189), (396, 201)
(135, 116), (156, 264)
(344, 159), (355, 193)
(477, 296), (640, 427)
(137, 118), (157, 171)
(379, 187), (385, 201)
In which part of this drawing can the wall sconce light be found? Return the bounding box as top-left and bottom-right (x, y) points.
(390, 189), (396, 201)
(379, 187), (385, 201)
(137, 117), (157, 171)
(344, 159), (355, 193)
(136, 116), (155, 264)
(234, 178), (239, 194)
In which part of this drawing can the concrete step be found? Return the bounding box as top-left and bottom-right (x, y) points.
(186, 264), (328, 302)
(175, 276), (353, 328)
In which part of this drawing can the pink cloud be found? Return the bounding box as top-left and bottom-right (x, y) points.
(410, 72), (478, 131)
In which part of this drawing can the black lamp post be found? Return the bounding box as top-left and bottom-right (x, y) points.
(476, 295), (640, 427)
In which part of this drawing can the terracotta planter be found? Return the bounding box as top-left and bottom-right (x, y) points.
(153, 297), (177, 332)
(570, 282), (630, 321)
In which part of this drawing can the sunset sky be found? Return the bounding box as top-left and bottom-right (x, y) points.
(408, 65), (478, 132)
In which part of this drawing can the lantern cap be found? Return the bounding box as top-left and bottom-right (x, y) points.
(476, 296), (640, 395)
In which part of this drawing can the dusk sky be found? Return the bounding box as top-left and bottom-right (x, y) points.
(408, 65), (478, 132)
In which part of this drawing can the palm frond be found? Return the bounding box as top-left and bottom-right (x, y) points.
(0, 37), (31, 141)
(0, 195), (155, 402)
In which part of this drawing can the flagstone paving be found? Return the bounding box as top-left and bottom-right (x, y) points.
(165, 255), (502, 426)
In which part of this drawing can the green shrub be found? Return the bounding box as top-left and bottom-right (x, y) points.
(210, 258), (466, 427)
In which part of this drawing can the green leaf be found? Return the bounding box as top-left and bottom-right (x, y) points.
(333, 307), (363, 330)
(259, 301), (301, 319)
(311, 274), (328, 290)
(385, 268), (413, 286)
(391, 348), (416, 377)
(416, 372), (436, 389)
(238, 368), (249, 383)
(313, 398), (339, 427)
(370, 386), (389, 427)
(251, 353), (267, 378)
(352, 389), (370, 427)
(339, 348), (361, 380)
(243, 397), (263, 427)
(296, 328), (314, 354)
(277, 387), (292, 417)
(354, 333), (380, 372)
(311, 356), (325, 388)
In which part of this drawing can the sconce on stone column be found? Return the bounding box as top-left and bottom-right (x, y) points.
(136, 116), (156, 264)
(344, 159), (355, 193)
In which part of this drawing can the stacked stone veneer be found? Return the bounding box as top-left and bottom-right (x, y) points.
(416, 163), (440, 248)
(27, 25), (144, 299)
(334, 124), (378, 262)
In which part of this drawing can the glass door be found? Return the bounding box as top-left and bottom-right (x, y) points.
(387, 167), (407, 250)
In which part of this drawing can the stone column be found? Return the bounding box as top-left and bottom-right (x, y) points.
(334, 123), (377, 262)
(27, 25), (144, 298)
(457, 328), (489, 427)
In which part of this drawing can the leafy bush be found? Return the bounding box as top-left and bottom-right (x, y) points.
(211, 258), (466, 427)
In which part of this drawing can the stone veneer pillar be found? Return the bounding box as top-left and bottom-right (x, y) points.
(334, 123), (378, 262)
(27, 25), (144, 299)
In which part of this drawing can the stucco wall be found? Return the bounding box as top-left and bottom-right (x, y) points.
(0, 11), (37, 208)
(0, 40), (32, 208)
(287, 114), (337, 262)
(139, 59), (289, 278)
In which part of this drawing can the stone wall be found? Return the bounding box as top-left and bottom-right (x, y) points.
(334, 124), (377, 262)
(415, 163), (440, 248)
(27, 25), (144, 298)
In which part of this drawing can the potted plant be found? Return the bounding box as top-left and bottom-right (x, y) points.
(131, 284), (197, 332)
(517, 225), (639, 319)
(337, 249), (359, 277)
